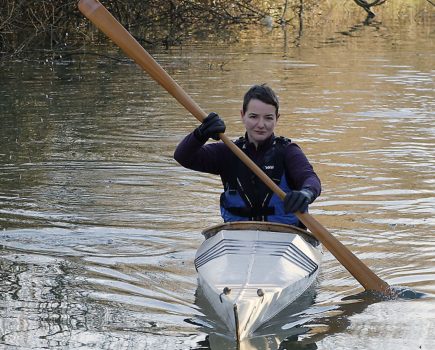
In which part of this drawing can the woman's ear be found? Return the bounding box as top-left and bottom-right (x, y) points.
(276, 113), (280, 121)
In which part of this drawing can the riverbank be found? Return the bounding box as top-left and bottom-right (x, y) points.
(0, 0), (433, 61)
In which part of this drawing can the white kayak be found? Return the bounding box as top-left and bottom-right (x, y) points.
(194, 221), (322, 342)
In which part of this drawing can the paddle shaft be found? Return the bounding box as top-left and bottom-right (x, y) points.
(78, 0), (390, 294)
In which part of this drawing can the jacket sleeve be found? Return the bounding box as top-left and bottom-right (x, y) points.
(173, 131), (227, 175)
(284, 143), (321, 200)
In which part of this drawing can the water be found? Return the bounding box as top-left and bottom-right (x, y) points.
(1, 21), (434, 350)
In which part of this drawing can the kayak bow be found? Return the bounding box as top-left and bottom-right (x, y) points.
(195, 221), (322, 341)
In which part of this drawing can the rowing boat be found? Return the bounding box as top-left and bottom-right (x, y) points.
(194, 221), (323, 342)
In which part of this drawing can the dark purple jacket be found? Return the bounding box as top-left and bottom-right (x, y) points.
(174, 132), (321, 200)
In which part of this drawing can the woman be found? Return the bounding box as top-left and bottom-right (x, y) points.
(174, 84), (321, 227)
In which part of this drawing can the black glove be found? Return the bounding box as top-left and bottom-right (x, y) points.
(284, 189), (314, 213)
(194, 112), (226, 143)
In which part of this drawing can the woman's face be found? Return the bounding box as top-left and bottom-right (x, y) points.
(241, 98), (279, 147)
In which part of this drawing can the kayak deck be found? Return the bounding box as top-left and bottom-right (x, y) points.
(195, 221), (322, 342)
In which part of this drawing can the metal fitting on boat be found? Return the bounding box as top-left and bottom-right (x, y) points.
(219, 287), (231, 303)
(257, 288), (265, 297)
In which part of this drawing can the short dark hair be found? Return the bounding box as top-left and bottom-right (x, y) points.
(242, 84), (279, 115)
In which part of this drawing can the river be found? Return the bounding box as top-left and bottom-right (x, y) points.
(0, 16), (434, 350)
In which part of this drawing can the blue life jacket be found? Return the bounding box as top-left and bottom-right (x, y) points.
(220, 136), (300, 226)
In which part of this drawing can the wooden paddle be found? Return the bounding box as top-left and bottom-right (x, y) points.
(78, 0), (391, 295)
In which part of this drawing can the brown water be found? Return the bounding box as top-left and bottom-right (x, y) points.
(0, 21), (434, 350)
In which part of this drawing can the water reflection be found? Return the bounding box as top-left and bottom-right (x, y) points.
(192, 287), (425, 350)
(0, 227), (200, 348)
(1, 19), (434, 350)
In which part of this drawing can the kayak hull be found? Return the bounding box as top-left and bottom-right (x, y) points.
(194, 221), (322, 341)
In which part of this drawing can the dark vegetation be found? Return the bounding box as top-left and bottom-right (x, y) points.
(0, 0), (433, 60)
(3, 0), (287, 59)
